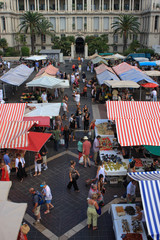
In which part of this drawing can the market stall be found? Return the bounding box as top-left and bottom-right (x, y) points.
(111, 204), (147, 240)
(95, 119), (114, 137)
(36, 64), (59, 77)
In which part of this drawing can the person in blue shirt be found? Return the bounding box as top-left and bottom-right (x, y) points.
(3, 150), (11, 174)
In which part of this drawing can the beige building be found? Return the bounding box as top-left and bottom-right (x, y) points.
(0, 0), (160, 54)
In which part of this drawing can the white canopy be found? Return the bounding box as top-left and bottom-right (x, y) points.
(26, 73), (69, 89)
(104, 80), (140, 88)
(0, 201), (27, 240)
(0, 181), (12, 201)
(25, 103), (61, 118)
(25, 55), (47, 61)
(134, 57), (149, 62)
(155, 60), (160, 66)
(144, 70), (160, 76)
(114, 53), (125, 59)
(0, 64), (34, 86)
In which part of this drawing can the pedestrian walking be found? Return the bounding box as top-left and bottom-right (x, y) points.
(83, 111), (90, 132)
(40, 181), (54, 214)
(67, 160), (80, 192)
(53, 126), (61, 151)
(63, 125), (71, 150)
(75, 105), (82, 128)
(0, 160), (10, 181)
(93, 135), (102, 165)
(15, 153), (27, 182)
(29, 188), (42, 224)
(34, 152), (42, 176)
(3, 150), (12, 176)
(83, 136), (91, 167)
(89, 120), (96, 142)
(69, 114), (76, 141)
(62, 100), (68, 120)
(77, 138), (83, 161)
(151, 88), (157, 101)
(40, 144), (48, 170)
(87, 194), (99, 230)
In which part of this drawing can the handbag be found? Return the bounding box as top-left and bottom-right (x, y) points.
(21, 224), (30, 235)
(37, 159), (43, 164)
(96, 206), (101, 215)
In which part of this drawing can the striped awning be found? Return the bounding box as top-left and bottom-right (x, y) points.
(128, 172), (160, 240)
(0, 121), (35, 148)
(0, 103), (26, 121)
(106, 101), (160, 120)
(128, 171), (160, 181)
(116, 118), (160, 146)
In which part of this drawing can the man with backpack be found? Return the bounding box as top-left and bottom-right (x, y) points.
(29, 188), (43, 224)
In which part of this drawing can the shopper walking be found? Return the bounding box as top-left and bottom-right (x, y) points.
(87, 194), (99, 230)
(0, 160), (10, 181)
(34, 152), (42, 176)
(40, 144), (48, 170)
(67, 161), (80, 192)
(29, 188), (41, 224)
(93, 135), (102, 165)
(40, 181), (54, 214)
(83, 136), (91, 167)
(63, 125), (71, 150)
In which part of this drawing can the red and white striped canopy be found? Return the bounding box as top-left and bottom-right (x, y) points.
(106, 101), (160, 120)
(0, 121), (35, 148)
(116, 118), (160, 146)
(0, 103), (26, 121)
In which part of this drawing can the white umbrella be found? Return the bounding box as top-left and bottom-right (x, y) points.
(144, 70), (160, 77)
(25, 55), (47, 61)
(104, 80), (140, 88)
(25, 103), (61, 118)
(0, 201), (27, 240)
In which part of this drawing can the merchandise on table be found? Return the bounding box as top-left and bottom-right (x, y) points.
(116, 206), (126, 216)
(96, 122), (114, 135)
(104, 160), (127, 171)
(122, 233), (143, 240)
(122, 219), (130, 233)
(125, 206), (136, 216)
(99, 137), (113, 150)
(134, 158), (143, 167)
(131, 220), (143, 233)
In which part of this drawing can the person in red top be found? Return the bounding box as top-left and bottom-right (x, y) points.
(72, 64), (75, 72)
(34, 152), (42, 176)
(83, 136), (91, 168)
(0, 160), (10, 181)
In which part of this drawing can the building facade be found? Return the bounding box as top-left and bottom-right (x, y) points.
(0, 0), (160, 54)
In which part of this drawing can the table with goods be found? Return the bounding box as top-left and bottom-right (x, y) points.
(111, 204), (147, 240)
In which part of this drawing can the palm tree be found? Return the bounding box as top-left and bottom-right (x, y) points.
(0, 38), (8, 54)
(111, 15), (140, 52)
(38, 18), (54, 49)
(19, 11), (43, 54)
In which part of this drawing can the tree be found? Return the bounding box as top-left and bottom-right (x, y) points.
(52, 36), (75, 56)
(85, 35), (109, 55)
(38, 18), (54, 49)
(21, 46), (30, 56)
(19, 11), (43, 54)
(111, 15), (140, 53)
(0, 38), (8, 53)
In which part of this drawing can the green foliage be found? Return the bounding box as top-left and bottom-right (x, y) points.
(4, 47), (20, 57)
(52, 36), (75, 56)
(136, 48), (155, 56)
(85, 35), (109, 55)
(15, 33), (27, 46)
(0, 38), (8, 52)
(21, 46), (30, 56)
(111, 15), (140, 52)
(129, 40), (140, 51)
(123, 48), (134, 56)
(0, 50), (3, 55)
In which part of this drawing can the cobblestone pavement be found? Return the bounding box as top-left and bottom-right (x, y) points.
(6, 60), (138, 239)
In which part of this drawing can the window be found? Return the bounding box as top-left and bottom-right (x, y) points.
(60, 17), (66, 31)
(84, 17), (87, 30)
(42, 35), (46, 43)
(61, 34), (65, 37)
(104, 0), (109, 10)
(72, 0), (75, 10)
(1, 17), (6, 31)
(50, 17), (56, 31)
(155, 16), (159, 30)
(72, 17), (75, 29)
(77, 0), (83, 10)
(77, 17), (83, 30)
(113, 45), (117, 52)
(103, 17), (109, 30)
(42, 46), (46, 49)
(133, 34), (137, 41)
(114, 3), (119, 10)
(113, 34), (118, 43)
(30, 4), (35, 10)
(84, 0), (87, 10)
(124, 0), (129, 10)
(94, 17), (99, 31)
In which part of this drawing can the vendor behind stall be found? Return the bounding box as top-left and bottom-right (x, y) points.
(127, 180), (136, 203)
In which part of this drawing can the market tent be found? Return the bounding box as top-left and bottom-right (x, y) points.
(24, 55), (47, 61)
(0, 103), (26, 121)
(94, 63), (114, 75)
(25, 103), (61, 118)
(141, 83), (159, 88)
(36, 64), (59, 77)
(91, 56), (108, 65)
(128, 172), (160, 240)
(144, 146), (160, 156)
(155, 60), (160, 66)
(144, 70), (160, 77)
(106, 101), (160, 120)
(88, 53), (100, 59)
(119, 69), (156, 83)
(97, 70), (120, 85)
(15, 132), (52, 152)
(27, 73), (69, 89)
(115, 118), (160, 146)
(139, 61), (157, 67)
(113, 62), (142, 75)
(134, 57), (149, 62)
(0, 201), (27, 240)
(23, 116), (50, 127)
(128, 171), (160, 181)
(114, 53), (125, 59)
(0, 181), (12, 201)
(0, 121), (36, 148)
(0, 64), (34, 86)
(104, 80), (140, 88)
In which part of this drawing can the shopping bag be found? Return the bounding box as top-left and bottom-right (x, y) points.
(60, 138), (65, 145)
(79, 156), (84, 164)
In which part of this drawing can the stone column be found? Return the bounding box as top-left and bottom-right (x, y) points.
(58, 0), (60, 11)
(71, 42), (75, 59)
(48, 0), (50, 11)
(109, 0), (111, 11)
(87, 0), (91, 11)
(45, 0), (47, 10)
(37, 0), (39, 10)
(17, 0), (19, 11)
(102, 0), (104, 11)
(85, 43), (88, 59)
(129, 0), (131, 10)
(34, 0), (36, 10)
(122, 0), (124, 10)
(112, 0), (114, 11)
(132, 0), (134, 11)
(119, 0), (121, 11)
